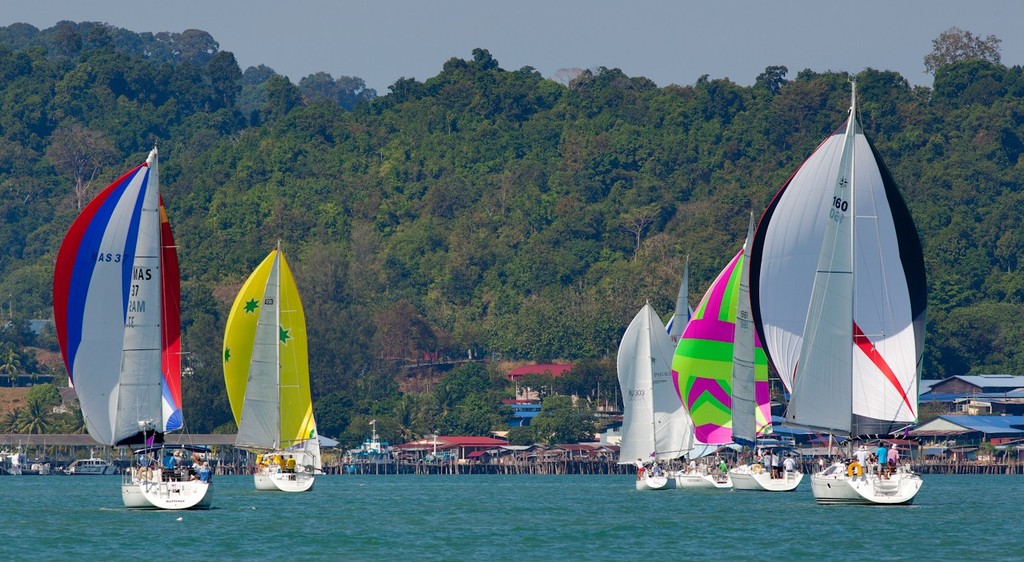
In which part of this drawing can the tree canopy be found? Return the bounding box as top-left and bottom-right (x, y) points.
(2, 23), (1023, 444)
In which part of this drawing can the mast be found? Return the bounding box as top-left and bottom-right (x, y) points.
(274, 241), (282, 449)
(644, 304), (659, 458)
(847, 82), (858, 433)
(783, 81), (858, 435)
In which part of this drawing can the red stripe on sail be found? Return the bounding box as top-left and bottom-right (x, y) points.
(853, 323), (915, 416)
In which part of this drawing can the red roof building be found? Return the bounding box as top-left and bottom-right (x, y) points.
(394, 436), (510, 462)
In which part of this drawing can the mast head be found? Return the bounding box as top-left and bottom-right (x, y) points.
(849, 80), (858, 117)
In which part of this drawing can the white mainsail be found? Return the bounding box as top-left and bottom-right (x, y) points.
(618, 303), (693, 462)
(666, 258), (692, 343)
(730, 214), (757, 444)
(235, 253), (282, 449)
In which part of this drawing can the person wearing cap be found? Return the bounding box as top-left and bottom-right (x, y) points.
(888, 443), (900, 473)
(855, 444), (869, 467)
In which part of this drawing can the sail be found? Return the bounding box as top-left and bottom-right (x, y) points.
(749, 85), (926, 436)
(159, 198), (183, 433)
(666, 258), (692, 343)
(731, 215), (772, 444)
(673, 247), (770, 445)
(617, 303), (692, 463)
(224, 249), (316, 451)
(54, 148), (180, 446)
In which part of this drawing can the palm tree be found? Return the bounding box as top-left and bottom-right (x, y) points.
(0, 347), (22, 386)
(1, 410), (18, 432)
(53, 406), (87, 434)
(13, 401), (51, 434)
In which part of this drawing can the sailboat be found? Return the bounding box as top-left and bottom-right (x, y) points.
(670, 220), (773, 490)
(54, 148), (213, 509)
(223, 244), (320, 492)
(727, 215), (802, 492)
(665, 257), (693, 344)
(617, 302), (693, 490)
(749, 83), (925, 505)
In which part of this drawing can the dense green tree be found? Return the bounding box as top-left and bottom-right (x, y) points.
(26, 383), (60, 409)
(313, 390), (355, 439)
(755, 65), (789, 95)
(529, 395), (596, 445)
(207, 50), (242, 109)
(262, 74), (302, 120)
(4, 22), (1024, 439)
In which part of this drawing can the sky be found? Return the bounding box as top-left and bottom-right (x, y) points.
(5, 1), (1024, 94)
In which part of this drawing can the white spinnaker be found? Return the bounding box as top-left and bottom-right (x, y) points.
(755, 127), (919, 431)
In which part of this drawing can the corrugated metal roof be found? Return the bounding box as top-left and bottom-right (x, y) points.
(950, 374), (1024, 390)
(913, 415), (1024, 435)
(919, 379), (940, 393)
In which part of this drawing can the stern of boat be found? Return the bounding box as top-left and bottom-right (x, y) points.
(122, 469), (213, 510)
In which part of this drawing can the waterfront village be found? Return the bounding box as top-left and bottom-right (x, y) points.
(3, 367), (1023, 477)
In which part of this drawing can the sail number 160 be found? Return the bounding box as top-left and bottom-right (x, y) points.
(830, 196), (849, 222)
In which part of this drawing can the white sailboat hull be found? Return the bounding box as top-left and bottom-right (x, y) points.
(729, 465), (803, 492)
(673, 470), (733, 490)
(634, 473), (671, 491)
(810, 464), (921, 505)
(122, 471), (213, 510)
(254, 469), (315, 492)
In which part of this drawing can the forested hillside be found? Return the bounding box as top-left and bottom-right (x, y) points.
(2, 21), (1023, 444)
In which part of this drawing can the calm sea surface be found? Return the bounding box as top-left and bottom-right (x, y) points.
(1, 473), (1021, 561)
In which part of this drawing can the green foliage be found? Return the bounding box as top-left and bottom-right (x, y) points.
(9, 399), (51, 433)
(434, 362), (493, 407)
(26, 383), (60, 409)
(2, 22), (1023, 438)
(529, 395), (596, 445)
(313, 390), (355, 439)
(506, 426), (535, 446)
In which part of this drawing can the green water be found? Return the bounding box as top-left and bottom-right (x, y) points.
(1, 474), (1020, 560)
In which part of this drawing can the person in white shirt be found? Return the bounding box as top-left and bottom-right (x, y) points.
(854, 445), (870, 471)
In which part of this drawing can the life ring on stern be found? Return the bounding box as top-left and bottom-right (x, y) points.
(847, 462), (863, 478)
(751, 464), (763, 474)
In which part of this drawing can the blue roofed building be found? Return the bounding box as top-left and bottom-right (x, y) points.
(919, 374), (1024, 415)
(909, 415), (1024, 446)
(504, 400), (541, 427)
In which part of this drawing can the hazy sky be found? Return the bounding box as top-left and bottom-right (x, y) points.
(5, 1), (1023, 94)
